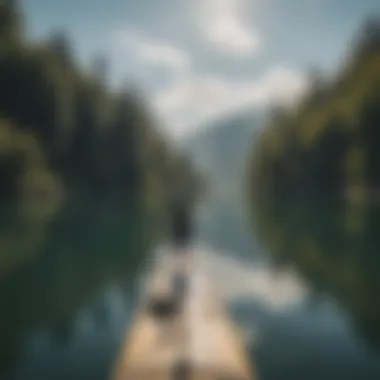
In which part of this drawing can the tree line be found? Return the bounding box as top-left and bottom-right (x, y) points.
(249, 16), (380, 202)
(248, 16), (380, 350)
(0, 0), (195, 209)
(0, 2), (200, 374)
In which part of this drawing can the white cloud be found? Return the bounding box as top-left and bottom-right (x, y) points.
(155, 74), (230, 113)
(113, 28), (191, 70)
(154, 244), (307, 309)
(197, 0), (261, 55)
(197, 246), (307, 308)
(153, 66), (308, 138)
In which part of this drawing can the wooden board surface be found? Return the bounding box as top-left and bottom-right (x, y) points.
(110, 249), (255, 380)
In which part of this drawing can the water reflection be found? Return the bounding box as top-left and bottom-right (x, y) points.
(0, 194), (153, 379)
(252, 197), (380, 351)
(2, 191), (380, 380)
(196, 194), (380, 379)
(231, 297), (380, 380)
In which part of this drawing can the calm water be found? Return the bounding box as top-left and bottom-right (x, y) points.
(1, 194), (380, 380)
(199, 196), (380, 380)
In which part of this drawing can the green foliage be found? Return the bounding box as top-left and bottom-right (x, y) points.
(252, 198), (380, 349)
(0, 0), (24, 49)
(248, 16), (380, 351)
(0, 0), (198, 305)
(0, 2), (200, 374)
(0, 118), (59, 199)
(0, 118), (60, 290)
(0, 0), (194, 206)
(0, 196), (153, 375)
(249, 17), (380, 201)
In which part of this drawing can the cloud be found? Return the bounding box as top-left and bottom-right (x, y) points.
(153, 66), (308, 138)
(155, 74), (229, 113)
(197, 246), (307, 309)
(113, 28), (191, 71)
(154, 244), (307, 309)
(197, 0), (261, 55)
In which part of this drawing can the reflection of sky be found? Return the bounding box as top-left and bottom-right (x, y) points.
(198, 246), (380, 380)
(9, 246), (380, 380)
(196, 246), (307, 308)
(22, 0), (380, 138)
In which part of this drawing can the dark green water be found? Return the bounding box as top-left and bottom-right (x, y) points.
(198, 196), (380, 380)
(1, 195), (380, 380)
(0, 195), (153, 380)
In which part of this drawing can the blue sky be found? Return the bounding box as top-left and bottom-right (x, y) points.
(22, 0), (380, 138)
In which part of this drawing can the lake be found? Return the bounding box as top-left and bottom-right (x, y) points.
(1, 193), (380, 380)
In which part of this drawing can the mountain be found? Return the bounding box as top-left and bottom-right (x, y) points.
(182, 108), (264, 257)
(182, 108), (263, 197)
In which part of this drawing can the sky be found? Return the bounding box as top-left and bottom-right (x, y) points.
(22, 0), (380, 139)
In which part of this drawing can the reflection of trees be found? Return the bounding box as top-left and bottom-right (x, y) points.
(252, 197), (380, 350)
(0, 1), (198, 376)
(248, 17), (380, 352)
(0, 195), (153, 376)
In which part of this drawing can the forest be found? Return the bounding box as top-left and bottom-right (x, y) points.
(248, 16), (380, 349)
(250, 16), (380, 202)
(0, 1), (200, 373)
(0, 0), (195, 211)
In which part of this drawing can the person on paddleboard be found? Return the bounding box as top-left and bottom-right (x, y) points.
(168, 162), (200, 251)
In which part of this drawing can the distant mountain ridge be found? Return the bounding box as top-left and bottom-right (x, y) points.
(182, 108), (263, 257)
(182, 108), (263, 194)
